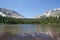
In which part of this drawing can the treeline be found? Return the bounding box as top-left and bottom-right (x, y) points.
(0, 16), (60, 24)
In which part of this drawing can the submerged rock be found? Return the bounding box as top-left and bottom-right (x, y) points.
(0, 32), (57, 40)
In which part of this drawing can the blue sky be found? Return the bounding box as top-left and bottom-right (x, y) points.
(0, 0), (60, 18)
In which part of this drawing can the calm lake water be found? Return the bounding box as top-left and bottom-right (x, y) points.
(0, 24), (60, 34)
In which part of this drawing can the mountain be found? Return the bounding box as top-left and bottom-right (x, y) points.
(0, 8), (24, 18)
(36, 8), (60, 18)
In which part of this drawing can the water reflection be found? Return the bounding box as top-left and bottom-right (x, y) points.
(0, 24), (60, 40)
(0, 24), (60, 33)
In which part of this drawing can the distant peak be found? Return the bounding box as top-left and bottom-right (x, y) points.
(0, 8), (24, 18)
(36, 8), (60, 18)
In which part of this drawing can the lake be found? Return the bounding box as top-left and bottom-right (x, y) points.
(0, 24), (60, 34)
(0, 24), (60, 40)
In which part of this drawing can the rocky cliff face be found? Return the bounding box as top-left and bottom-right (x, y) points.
(0, 8), (24, 18)
(36, 8), (60, 18)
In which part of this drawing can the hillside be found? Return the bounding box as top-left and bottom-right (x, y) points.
(0, 8), (24, 18)
(36, 8), (60, 18)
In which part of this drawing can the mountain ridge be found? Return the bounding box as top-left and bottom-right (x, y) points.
(36, 8), (60, 18)
(0, 8), (24, 18)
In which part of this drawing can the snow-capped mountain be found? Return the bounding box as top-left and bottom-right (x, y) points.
(36, 8), (60, 18)
(0, 8), (24, 18)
